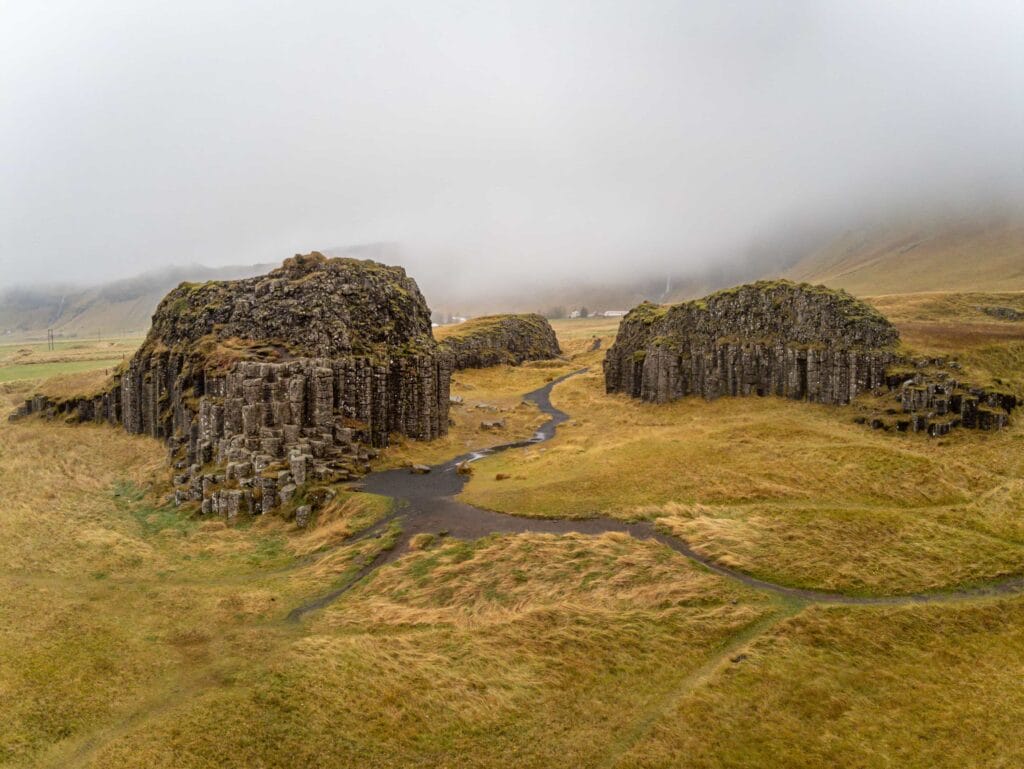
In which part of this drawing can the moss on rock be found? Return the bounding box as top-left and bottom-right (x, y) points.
(437, 313), (561, 370)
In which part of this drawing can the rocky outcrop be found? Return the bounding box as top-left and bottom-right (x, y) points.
(858, 360), (1017, 435)
(604, 280), (1016, 434)
(11, 253), (452, 518)
(605, 281), (899, 405)
(980, 306), (1024, 321)
(438, 313), (561, 370)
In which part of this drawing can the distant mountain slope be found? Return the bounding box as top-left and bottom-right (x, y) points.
(0, 263), (273, 339)
(785, 218), (1024, 295)
(0, 244), (407, 340)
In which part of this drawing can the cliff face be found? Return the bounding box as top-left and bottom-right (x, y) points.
(604, 280), (1016, 433)
(604, 281), (899, 405)
(12, 253), (452, 519)
(438, 314), (561, 370)
(113, 253), (448, 447)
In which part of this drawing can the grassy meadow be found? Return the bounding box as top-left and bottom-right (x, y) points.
(0, 336), (142, 391)
(1, 300), (1023, 767)
(461, 300), (1024, 596)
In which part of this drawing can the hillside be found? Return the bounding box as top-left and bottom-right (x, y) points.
(6, 219), (1024, 341)
(0, 263), (274, 340)
(785, 217), (1024, 295)
(0, 243), (408, 342)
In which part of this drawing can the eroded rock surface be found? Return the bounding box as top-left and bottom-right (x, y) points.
(12, 253), (452, 517)
(604, 281), (899, 405)
(980, 305), (1024, 321)
(604, 280), (1016, 433)
(438, 313), (560, 370)
(859, 360), (1017, 435)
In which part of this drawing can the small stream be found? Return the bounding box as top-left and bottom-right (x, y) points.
(287, 369), (1024, 621)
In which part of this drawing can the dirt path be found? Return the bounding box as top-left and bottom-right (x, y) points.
(287, 369), (1024, 621)
(595, 601), (805, 769)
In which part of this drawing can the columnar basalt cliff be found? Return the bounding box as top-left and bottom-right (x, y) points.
(604, 280), (1016, 433)
(11, 253), (452, 519)
(605, 281), (899, 405)
(438, 313), (561, 370)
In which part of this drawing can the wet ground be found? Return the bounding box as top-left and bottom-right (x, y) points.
(288, 369), (1024, 621)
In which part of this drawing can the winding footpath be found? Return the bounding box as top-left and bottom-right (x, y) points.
(288, 368), (1024, 621)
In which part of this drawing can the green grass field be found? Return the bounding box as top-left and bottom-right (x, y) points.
(0, 336), (142, 385)
(0, 358), (124, 383)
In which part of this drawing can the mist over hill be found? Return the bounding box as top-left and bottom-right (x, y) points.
(784, 215), (1024, 295)
(0, 263), (273, 340)
(4, 212), (1022, 341)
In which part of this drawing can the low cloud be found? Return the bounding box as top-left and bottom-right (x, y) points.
(2, 1), (1022, 296)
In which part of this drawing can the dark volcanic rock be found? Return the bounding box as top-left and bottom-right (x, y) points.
(604, 279), (1017, 434)
(148, 252), (434, 358)
(864, 360), (1017, 435)
(979, 305), (1024, 321)
(12, 253), (452, 519)
(604, 280), (899, 405)
(439, 314), (561, 370)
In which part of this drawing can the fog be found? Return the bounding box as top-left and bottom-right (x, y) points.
(2, 1), (1023, 302)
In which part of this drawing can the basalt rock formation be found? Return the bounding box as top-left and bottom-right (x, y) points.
(438, 313), (561, 370)
(980, 305), (1024, 322)
(605, 281), (899, 405)
(858, 360), (1017, 435)
(604, 280), (1016, 433)
(11, 253), (452, 519)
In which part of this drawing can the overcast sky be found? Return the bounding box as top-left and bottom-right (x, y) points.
(2, 0), (1023, 295)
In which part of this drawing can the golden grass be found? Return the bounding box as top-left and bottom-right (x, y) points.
(462, 369), (1024, 593)
(0, 337), (140, 387)
(78, 534), (778, 769)
(619, 597), (1024, 768)
(4, 293), (1024, 767)
(0, 337), (142, 365)
(0, 414), (391, 768)
(34, 368), (119, 400)
(866, 290), (1024, 324)
(458, 297), (1024, 595)
(375, 319), (618, 470)
(375, 361), (576, 469)
(549, 315), (622, 343)
(786, 220), (1024, 293)
(656, 502), (1024, 595)
(862, 290), (1024, 393)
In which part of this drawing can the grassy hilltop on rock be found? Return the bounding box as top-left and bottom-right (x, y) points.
(436, 313), (561, 369)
